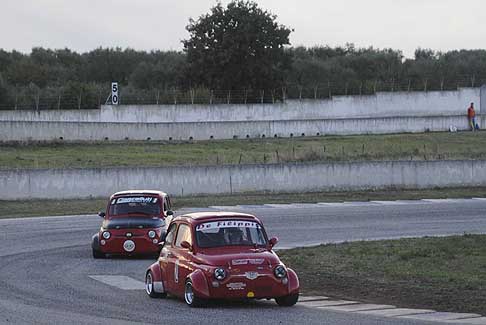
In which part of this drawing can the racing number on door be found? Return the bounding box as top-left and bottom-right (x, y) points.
(111, 82), (119, 105)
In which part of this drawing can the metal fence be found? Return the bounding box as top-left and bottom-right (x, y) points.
(1, 76), (485, 110)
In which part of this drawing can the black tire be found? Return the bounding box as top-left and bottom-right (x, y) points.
(275, 293), (299, 307)
(145, 271), (166, 298)
(92, 248), (105, 259)
(184, 280), (205, 307)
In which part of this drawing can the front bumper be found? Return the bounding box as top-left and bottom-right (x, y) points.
(99, 236), (159, 255)
(206, 273), (291, 299)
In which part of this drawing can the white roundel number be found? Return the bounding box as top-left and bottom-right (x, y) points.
(111, 82), (119, 105)
(123, 240), (135, 252)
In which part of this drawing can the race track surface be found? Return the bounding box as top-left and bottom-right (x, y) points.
(1, 198), (485, 324)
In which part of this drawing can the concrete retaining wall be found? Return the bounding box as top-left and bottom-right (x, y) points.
(2, 160), (486, 199)
(0, 88), (481, 123)
(1, 115), (483, 141)
(0, 87), (482, 141)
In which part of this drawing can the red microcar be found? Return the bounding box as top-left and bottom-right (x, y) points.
(92, 190), (173, 258)
(144, 212), (299, 307)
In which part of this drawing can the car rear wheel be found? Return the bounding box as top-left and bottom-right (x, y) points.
(92, 248), (105, 259)
(184, 280), (204, 307)
(145, 271), (166, 298)
(275, 293), (299, 307)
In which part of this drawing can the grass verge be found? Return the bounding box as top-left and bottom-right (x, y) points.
(1, 131), (486, 169)
(1, 186), (486, 219)
(279, 234), (486, 315)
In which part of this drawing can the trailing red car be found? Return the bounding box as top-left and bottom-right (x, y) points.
(92, 190), (173, 258)
(145, 212), (299, 307)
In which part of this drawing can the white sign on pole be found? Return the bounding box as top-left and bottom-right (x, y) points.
(111, 82), (119, 105)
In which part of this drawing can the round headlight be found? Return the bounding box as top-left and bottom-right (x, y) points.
(214, 268), (226, 281)
(148, 230), (156, 239)
(274, 265), (287, 278)
(102, 231), (111, 240)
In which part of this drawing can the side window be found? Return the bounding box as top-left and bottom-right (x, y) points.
(174, 224), (192, 247)
(165, 223), (177, 246)
(163, 200), (168, 213)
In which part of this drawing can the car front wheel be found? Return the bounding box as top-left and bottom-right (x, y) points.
(145, 271), (166, 298)
(184, 280), (204, 307)
(275, 293), (299, 307)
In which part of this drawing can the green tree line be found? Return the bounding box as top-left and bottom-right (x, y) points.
(0, 1), (485, 109)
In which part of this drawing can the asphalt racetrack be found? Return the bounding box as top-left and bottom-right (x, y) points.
(1, 199), (485, 324)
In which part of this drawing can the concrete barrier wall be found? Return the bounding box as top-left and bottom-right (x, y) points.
(0, 115), (481, 141)
(2, 160), (486, 199)
(0, 88), (481, 123)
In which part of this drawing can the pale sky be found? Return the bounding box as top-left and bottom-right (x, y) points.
(2, 0), (486, 58)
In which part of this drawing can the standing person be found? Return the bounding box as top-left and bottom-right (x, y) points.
(467, 103), (476, 131)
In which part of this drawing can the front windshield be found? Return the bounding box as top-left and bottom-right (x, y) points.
(109, 196), (161, 216)
(195, 220), (267, 248)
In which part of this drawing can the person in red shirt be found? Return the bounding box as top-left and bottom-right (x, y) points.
(467, 103), (476, 131)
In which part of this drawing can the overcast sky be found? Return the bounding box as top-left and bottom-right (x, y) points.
(2, 0), (486, 58)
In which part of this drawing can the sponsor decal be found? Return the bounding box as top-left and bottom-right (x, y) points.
(245, 271), (259, 280)
(249, 259), (264, 265)
(226, 282), (246, 290)
(231, 259), (264, 265)
(115, 197), (155, 204)
(196, 220), (260, 232)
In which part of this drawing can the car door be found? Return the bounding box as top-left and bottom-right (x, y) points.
(171, 223), (194, 296)
(159, 222), (177, 293)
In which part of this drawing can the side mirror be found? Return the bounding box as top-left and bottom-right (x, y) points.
(167, 210), (174, 216)
(180, 240), (192, 251)
(269, 237), (279, 248)
(98, 211), (106, 218)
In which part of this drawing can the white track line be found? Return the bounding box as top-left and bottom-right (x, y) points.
(89, 275), (144, 290)
(399, 312), (482, 322)
(208, 205), (241, 210)
(371, 200), (418, 205)
(264, 204), (296, 208)
(358, 308), (436, 317)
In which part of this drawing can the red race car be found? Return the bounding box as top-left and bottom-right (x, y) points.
(145, 212), (299, 307)
(92, 190), (173, 258)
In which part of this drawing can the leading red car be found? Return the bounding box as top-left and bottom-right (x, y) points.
(92, 190), (173, 258)
(145, 212), (299, 307)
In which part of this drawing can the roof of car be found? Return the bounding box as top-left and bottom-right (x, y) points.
(175, 211), (259, 223)
(111, 190), (168, 198)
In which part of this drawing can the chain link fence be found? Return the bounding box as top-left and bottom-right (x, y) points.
(1, 76), (485, 110)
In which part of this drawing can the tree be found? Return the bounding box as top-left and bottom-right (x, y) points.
(182, 0), (292, 91)
(0, 73), (10, 108)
